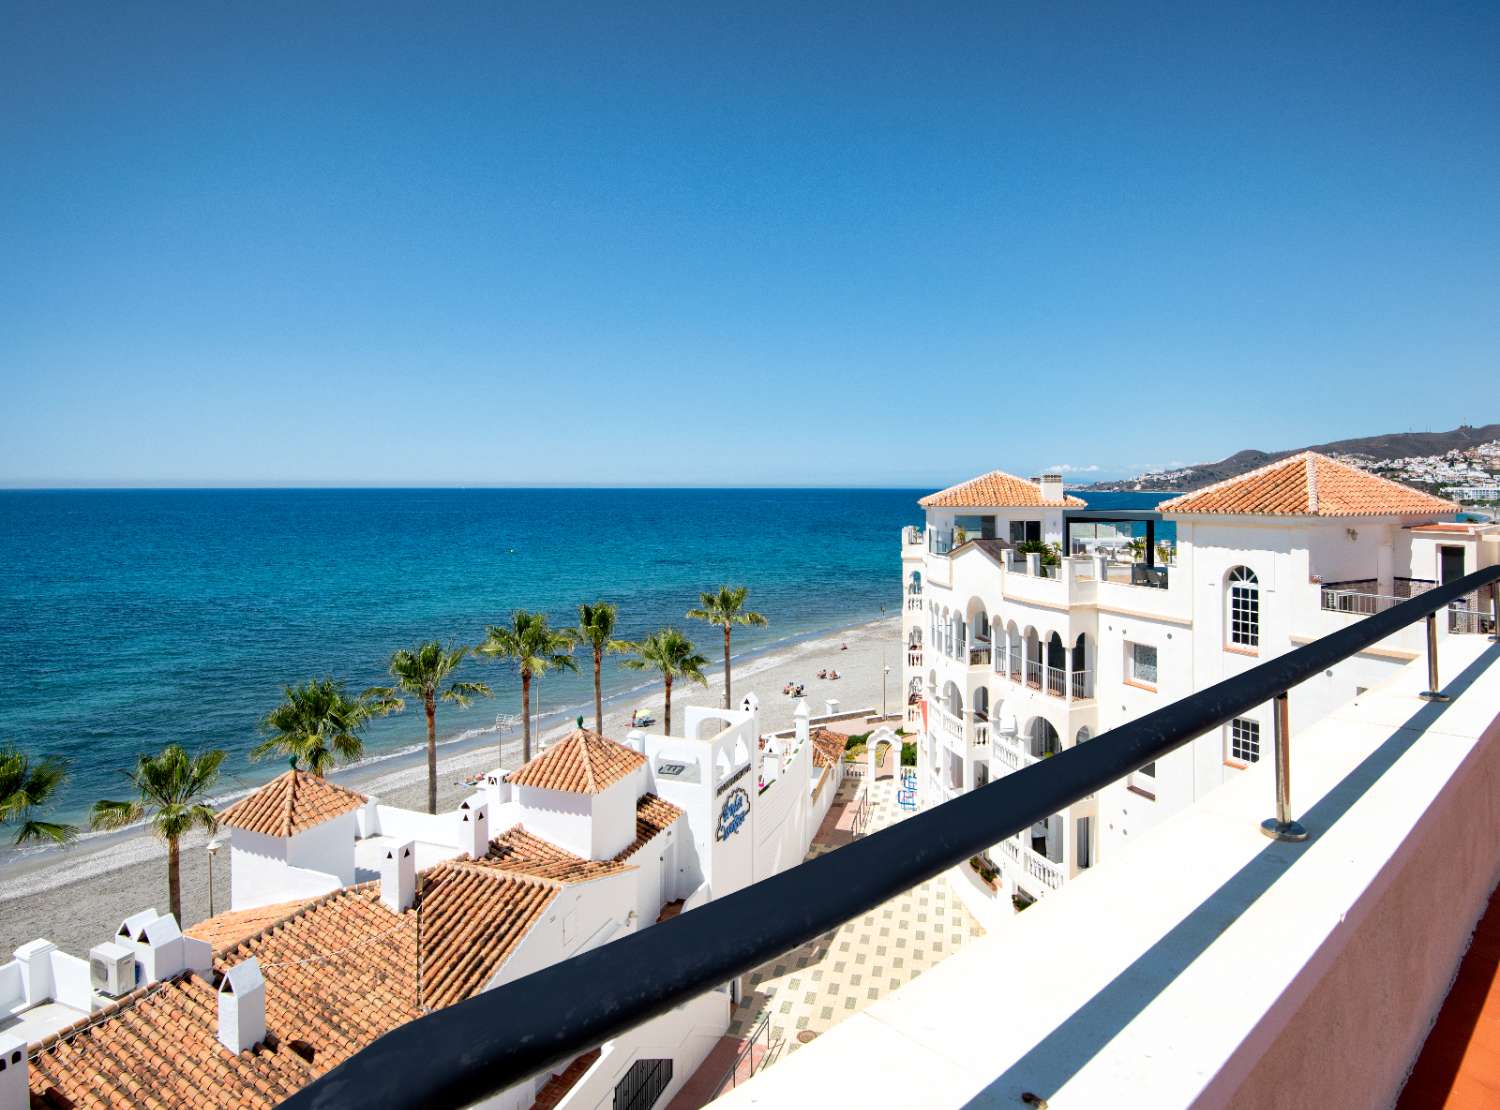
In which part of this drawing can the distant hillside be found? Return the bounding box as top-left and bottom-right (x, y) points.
(1084, 423), (1500, 492)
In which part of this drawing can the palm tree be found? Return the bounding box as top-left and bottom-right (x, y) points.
(687, 586), (768, 709)
(91, 744), (224, 924)
(478, 611), (577, 764)
(369, 642), (492, 814)
(0, 744), (73, 844)
(620, 627), (708, 735)
(569, 602), (631, 736)
(253, 678), (395, 777)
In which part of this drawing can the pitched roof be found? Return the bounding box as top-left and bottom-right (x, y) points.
(809, 728), (848, 769)
(218, 770), (368, 839)
(27, 865), (562, 1107)
(482, 793), (683, 879)
(617, 794), (684, 860)
(1158, 452), (1458, 518)
(184, 898), (315, 953)
(484, 825), (634, 882)
(508, 729), (645, 794)
(416, 863), (560, 1009)
(918, 470), (1086, 509)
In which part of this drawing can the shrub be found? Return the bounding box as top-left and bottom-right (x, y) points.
(1016, 539), (1061, 567)
(900, 741), (917, 766)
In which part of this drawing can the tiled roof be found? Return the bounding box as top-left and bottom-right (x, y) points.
(484, 825), (634, 882)
(1159, 452), (1458, 517)
(809, 728), (847, 769)
(918, 470), (1086, 509)
(416, 863), (559, 1009)
(26, 866), (560, 1106)
(508, 729), (645, 794)
(483, 793), (682, 878)
(617, 794), (684, 860)
(218, 770), (367, 839)
(184, 899), (315, 953)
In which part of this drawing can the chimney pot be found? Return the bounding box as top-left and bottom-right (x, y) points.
(379, 840), (417, 913)
(456, 803), (489, 859)
(217, 958), (267, 1054)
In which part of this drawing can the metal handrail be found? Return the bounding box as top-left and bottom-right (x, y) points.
(284, 565), (1500, 1110)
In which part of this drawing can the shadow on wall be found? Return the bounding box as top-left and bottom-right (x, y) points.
(962, 643), (1500, 1109)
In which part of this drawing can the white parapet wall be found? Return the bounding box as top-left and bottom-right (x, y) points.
(716, 636), (1500, 1109)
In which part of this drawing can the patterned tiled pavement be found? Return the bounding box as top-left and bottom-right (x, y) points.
(724, 773), (985, 1062)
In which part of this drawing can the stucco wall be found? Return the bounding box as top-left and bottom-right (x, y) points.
(1214, 716), (1500, 1108)
(286, 812), (357, 886)
(517, 785), (595, 859)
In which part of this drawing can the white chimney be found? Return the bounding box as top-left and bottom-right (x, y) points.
(379, 840), (416, 913)
(1037, 473), (1064, 502)
(217, 958), (266, 1054)
(794, 699), (810, 744)
(12, 939), (56, 1006)
(119, 913), (185, 985)
(456, 801), (489, 859)
(624, 729), (646, 754)
(0, 1032), (27, 1110)
(739, 691), (760, 714)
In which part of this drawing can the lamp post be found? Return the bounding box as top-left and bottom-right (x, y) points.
(206, 838), (223, 918)
(882, 660), (890, 718)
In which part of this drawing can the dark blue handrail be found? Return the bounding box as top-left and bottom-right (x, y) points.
(284, 566), (1500, 1110)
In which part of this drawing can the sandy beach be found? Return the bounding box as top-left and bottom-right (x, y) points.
(0, 614), (901, 954)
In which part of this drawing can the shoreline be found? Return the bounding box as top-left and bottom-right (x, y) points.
(0, 612), (901, 952)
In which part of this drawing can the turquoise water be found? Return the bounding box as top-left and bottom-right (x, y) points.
(0, 489), (921, 821)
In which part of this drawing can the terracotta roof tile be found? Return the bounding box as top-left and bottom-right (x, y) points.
(218, 770), (367, 839)
(483, 826), (633, 882)
(809, 728), (848, 769)
(184, 899), (316, 954)
(1159, 452), (1458, 518)
(507, 729), (645, 794)
(918, 470), (1086, 509)
(482, 794), (681, 879)
(416, 864), (559, 1010)
(26, 866), (559, 1106)
(616, 794), (683, 861)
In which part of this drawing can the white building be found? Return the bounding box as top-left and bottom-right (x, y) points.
(2, 701), (835, 1110)
(903, 453), (1498, 920)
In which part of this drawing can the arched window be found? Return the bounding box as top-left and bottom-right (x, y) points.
(1227, 566), (1260, 649)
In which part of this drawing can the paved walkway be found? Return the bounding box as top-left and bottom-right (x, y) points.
(723, 774), (984, 1063)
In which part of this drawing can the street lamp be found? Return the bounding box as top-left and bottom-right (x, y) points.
(882, 660), (891, 718)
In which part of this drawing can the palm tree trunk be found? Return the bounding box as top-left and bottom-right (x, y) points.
(593, 649), (603, 736)
(425, 695), (438, 815)
(723, 623), (732, 709)
(664, 674), (673, 736)
(167, 836), (182, 924)
(521, 672), (532, 763)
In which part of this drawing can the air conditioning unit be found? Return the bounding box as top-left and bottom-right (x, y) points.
(90, 942), (137, 997)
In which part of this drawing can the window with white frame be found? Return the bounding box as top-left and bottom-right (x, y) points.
(1227, 566), (1260, 649)
(1228, 717), (1261, 764)
(1128, 642), (1158, 686)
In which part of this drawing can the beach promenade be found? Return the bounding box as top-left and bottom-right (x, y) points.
(0, 614), (901, 954)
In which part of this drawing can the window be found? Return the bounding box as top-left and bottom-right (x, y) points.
(1128, 642), (1158, 686)
(614, 1058), (673, 1110)
(955, 514), (996, 540)
(1229, 717), (1261, 764)
(1227, 566), (1260, 649)
(1009, 519), (1041, 543)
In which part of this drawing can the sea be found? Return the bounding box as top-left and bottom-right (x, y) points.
(0, 487), (1171, 824)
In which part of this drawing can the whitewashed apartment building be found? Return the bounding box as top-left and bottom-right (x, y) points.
(902, 452), (1499, 915)
(0, 701), (846, 1110)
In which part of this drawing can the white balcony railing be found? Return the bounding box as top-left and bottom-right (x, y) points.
(907, 649), (923, 666)
(1025, 658), (1043, 690)
(1023, 844), (1065, 891)
(973, 719), (990, 746)
(906, 597), (922, 611)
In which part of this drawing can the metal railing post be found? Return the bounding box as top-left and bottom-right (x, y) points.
(1418, 611), (1451, 703)
(1490, 585), (1500, 644)
(1260, 692), (1308, 842)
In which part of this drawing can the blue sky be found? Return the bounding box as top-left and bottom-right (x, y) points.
(2, 1), (1497, 488)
